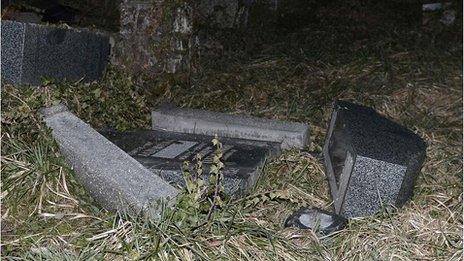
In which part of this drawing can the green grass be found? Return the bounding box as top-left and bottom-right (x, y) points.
(1, 1), (462, 259)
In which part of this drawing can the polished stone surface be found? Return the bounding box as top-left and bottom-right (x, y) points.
(2, 20), (109, 85)
(323, 100), (427, 218)
(100, 129), (281, 196)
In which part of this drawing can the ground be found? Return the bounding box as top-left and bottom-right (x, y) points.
(1, 1), (463, 260)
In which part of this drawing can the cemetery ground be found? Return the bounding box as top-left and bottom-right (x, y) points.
(1, 3), (463, 260)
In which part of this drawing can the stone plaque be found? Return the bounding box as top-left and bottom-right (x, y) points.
(100, 129), (281, 196)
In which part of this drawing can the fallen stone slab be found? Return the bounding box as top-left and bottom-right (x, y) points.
(2, 20), (110, 85)
(41, 105), (178, 218)
(99, 129), (281, 196)
(151, 106), (310, 150)
(323, 100), (427, 218)
(284, 207), (348, 235)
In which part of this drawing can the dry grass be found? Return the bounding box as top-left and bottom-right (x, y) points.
(1, 1), (463, 260)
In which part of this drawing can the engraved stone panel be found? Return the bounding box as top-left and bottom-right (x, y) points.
(100, 129), (281, 196)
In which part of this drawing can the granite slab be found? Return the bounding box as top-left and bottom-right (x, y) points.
(100, 129), (281, 196)
(151, 105), (310, 150)
(323, 100), (427, 218)
(41, 105), (178, 219)
(2, 20), (110, 85)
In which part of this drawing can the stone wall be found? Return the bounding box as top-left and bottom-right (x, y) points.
(196, 0), (250, 29)
(112, 0), (196, 80)
(111, 0), (309, 82)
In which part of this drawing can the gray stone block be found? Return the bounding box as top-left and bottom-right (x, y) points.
(323, 100), (427, 218)
(100, 130), (281, 196)
(41, 105), (178, 218)
(2, 20), (110, 85)
(151, 106), (310, 150)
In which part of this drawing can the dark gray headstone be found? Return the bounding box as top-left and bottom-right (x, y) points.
(323, 100), (427, 218)
(1, 20), (110, 85)
(100, 130), (281, 196)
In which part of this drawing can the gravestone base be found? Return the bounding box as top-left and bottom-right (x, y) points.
(151, 105), (310, 150)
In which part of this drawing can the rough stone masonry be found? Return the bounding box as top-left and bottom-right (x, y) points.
(111, 0), (300, 81)
(112, 0), (195, 79)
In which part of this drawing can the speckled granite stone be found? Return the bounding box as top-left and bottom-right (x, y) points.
(323, 100), (427, 218)
(1, 20), (25, 84)
(1, 20), (109, 85)
(41, 105), (178, 219)
(99, 130), (281, 197)
(151, 105), (310, 150)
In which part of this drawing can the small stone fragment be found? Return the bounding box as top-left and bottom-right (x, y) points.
(284, 207), (348, 235)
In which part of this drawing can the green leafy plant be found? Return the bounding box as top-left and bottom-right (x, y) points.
(172, 135), (226, 229)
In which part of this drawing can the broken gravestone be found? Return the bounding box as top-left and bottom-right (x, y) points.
(101, 105), (309, 196)
(41, 103), (309, 218)
(284, 207), (348, 235)
(99, 129), (281, 196)
(41, 105), (178, 218)
(145, 105), (308, 195)
(151, 105), (310, 150)
(1, 20), (110, 85)
(323, 100), (427, 218)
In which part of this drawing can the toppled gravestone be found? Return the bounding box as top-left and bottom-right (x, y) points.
(323, 100), (427, 218)
(100, 129), (281, 196)
(1, 20), (110, 85)
(152, 106), (310, 150)
(41, 105), (178, 218)
(40, 103), (295, 218)
(284, 207), (348, 235)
